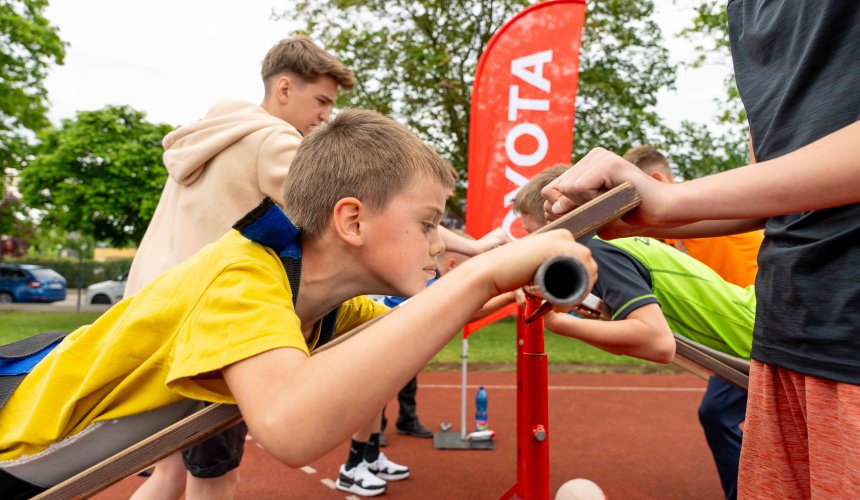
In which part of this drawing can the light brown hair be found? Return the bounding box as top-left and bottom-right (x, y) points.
(283, 109), (458, 240)
(622, 145), (671, 176)
(261, 36), (356, 94)
(514, 164), (570, 217)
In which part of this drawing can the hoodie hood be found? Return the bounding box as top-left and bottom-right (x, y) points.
(162, 100), (301, 185)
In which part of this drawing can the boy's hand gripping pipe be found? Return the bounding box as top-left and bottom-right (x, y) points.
(525, 181), (641, 323)
(34, 183), (640, 500)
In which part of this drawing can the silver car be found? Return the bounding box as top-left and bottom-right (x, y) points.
(85, 273), (128, 305)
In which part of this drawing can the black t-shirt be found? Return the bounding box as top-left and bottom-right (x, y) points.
(728, 0), (860, 383)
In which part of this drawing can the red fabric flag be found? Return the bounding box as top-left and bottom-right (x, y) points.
(463, 0), (586, 338)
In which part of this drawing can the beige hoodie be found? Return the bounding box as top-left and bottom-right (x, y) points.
(126, 100), (302, 295)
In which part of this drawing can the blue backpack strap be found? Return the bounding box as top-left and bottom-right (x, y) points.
(232, 198), (338, 345)
(233, 197), (303, 306)
(316, 309), (338, 348)
(0, 330), (67, 409)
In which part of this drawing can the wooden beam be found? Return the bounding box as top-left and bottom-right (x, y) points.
(673, 336), (749, 391)
(35, 404), (242, 499)
(535, 181), (640, 241)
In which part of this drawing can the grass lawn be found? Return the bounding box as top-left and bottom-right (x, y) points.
(428, 318), (657, 369)
(1, 312), (659, 371)
(0, 311), (100, 345)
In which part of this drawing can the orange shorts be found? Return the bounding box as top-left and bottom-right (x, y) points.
(739, 360), (860, 499)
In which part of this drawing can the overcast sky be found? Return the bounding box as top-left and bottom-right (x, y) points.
(43, 0), (732, 131)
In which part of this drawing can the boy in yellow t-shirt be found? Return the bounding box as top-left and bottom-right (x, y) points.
(0, 109), (596, 496)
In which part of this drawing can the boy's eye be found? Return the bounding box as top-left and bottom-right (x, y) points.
(423, 222), (435, 232)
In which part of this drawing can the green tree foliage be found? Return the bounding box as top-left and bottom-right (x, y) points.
(0, 0), (65, 188)
(18, 106), (174, 247)
(286, 0), (675, 217)
(667, 0), (748, 179)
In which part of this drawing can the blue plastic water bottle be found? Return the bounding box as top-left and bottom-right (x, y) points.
(475, 385), (488, 431)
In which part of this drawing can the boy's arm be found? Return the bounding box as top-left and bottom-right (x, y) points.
(543, 121), (860, 226)
(470, 291), (516, 321)
(439, 226), (510, 256)
(543, 304), (675, 363)
(222, 230), (594, 467)
(607, 218), (766, 240)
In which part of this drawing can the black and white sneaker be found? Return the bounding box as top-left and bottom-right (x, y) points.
(366, 452), (410, 481)
(335, 462), (387, 497)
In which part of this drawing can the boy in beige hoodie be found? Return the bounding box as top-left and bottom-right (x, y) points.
(128, 37), (356, 500)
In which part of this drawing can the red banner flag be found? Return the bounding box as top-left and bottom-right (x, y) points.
(463, 0), (586, 338)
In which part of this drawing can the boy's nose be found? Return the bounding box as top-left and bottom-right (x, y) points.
(430, 229), (445, 256)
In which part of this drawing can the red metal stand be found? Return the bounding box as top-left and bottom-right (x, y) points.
(500, 296), (550, 500)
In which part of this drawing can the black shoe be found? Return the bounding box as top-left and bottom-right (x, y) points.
(395, 421), (433, 438)
(378, 432), (388, 448)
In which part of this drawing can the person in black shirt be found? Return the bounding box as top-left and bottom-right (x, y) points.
(541, 2), (860, 497)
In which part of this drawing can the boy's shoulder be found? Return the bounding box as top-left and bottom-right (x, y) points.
(596, 236), (685, 267)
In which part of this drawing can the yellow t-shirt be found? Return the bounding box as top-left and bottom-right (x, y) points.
(0, 230), (386, 460)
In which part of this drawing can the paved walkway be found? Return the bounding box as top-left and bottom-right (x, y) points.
(95, 371), (722, 499)
(0, 290), (109, 313)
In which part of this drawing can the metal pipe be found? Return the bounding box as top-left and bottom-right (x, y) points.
(525, 255), (591, 324)
(533, 255), (590, 307)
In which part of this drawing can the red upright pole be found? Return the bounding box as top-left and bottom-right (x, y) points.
(517, 307), (526, 498)
(502, 298), (549, 500)
(521, 296), (550, 499)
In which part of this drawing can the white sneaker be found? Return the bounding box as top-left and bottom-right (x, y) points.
(365, 452), (410, 481)
(335, 462), (387, 497)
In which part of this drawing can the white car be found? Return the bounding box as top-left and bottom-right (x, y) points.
(85, 273), (128, 305)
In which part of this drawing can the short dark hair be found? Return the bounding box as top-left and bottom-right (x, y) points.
(261, 36), (356, 94)
(514, 164), (570, 217)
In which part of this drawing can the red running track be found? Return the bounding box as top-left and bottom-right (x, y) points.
(95, 371), (723, 499)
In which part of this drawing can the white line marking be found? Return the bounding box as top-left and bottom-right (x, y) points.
(420, 383), (704, 393)
(300, 466), (316, 474)
(346, 496), (361, 500)
(321, 478), (336, 489)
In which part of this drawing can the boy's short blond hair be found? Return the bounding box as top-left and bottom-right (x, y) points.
(283, 109), (458, 240)
(514, 164), (570, 217)
(622, 145), (671, 176)
(262, 36), (356, 93)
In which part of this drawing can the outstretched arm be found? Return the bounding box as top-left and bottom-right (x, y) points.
(543, 121), (860, 229)
(542, 304), (675, 364)
(604, 218), (766, 240)
(439, 226), (510, 256)
(222, 230), (595, 467)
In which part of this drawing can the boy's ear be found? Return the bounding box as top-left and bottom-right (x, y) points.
(275, 76), (292, 104)
(649, 171), (673, 184)
(445, 256), (458, 273)
(332, 197), (365, 248)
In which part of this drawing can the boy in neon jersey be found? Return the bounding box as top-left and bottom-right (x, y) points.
(515, 165), (752, 364)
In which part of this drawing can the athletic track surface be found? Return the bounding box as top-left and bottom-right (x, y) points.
(95, 371), (723, 499)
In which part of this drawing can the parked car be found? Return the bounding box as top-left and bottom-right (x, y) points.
(0, 263), (67, 303)
(85, 272), (128, 305)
